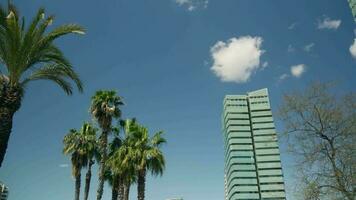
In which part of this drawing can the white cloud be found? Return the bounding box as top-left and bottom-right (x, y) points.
(279, 73), (289, 80)
(287, 44), (295, 53)
(304, 43), (315, 52)
(59, 163), (69, 168)
(317, 17), (341, 30)
(175, 0), (208, 11)
(176, 0), (189, 5)
(262, 61), (268, 68)
(187, 5), (195, 11)
(288, 22), (297, 30)
(350, 39), (356, 59)
(210, 36), (265, 83)
(290, 64), (306, 78)
(203, 0), (209, 8)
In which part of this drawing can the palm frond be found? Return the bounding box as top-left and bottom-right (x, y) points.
(151, 131), (166, 147)
(21, 63), (83, 95)
(147, 149), (165, 177)
(23, 7), (45, 39)
(63, 129), (79, 154)
(0, 6), (84, 93)
(3, 8), (21, 77)
(39, 24), (85, 47)
(0, 4), (8, 26)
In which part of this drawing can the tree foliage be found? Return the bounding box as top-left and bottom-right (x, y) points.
(90, 90), (124, 200)
(0, 2), (84, 167)
(63, 122), (97, 200)
(0, 3), (84, 93)
(279, 82), (356, 200)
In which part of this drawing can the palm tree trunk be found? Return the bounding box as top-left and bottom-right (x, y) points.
(0, 86), (22, 168)
(123, 182), (130, 200)
(75, 171), (81, 200)
(83, 160), (94, 200)
(96, 131), (108, 200)
(112, 177), (118, 200)
(118, 178), (124, 200)
(137, 169), (146, 200)
(0, 108), (14, 168)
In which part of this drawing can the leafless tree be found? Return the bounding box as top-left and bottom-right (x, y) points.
(279, 82), (356, 200)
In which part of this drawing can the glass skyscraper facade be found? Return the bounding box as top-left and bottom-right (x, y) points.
(222, 89), (286, 200)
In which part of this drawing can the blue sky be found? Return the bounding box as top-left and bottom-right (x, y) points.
(0, 0), (355, 199)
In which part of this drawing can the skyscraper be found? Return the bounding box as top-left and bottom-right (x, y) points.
(222, 89), (286, 200)
(0, 182), (8, 200)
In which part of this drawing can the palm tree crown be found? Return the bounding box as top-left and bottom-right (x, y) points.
(63, 123), (97, 200)
(90, 90), (124, 200)
(63, 123), (97, 166)
(129, 125), (166, 175)
(63, 129), (85, 177)
(0, 3), (85, 167)
(0, 4), (84, 94)
(90, 90), (124, 129)
(126, 122), (166, 200)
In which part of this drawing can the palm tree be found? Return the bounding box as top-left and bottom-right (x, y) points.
(63, 129), (86, 200)
(107, 120), (137, 200)
(107, 136), (123, 200)
(63, 123), (97, 200)
(80, 123), (97, 200)
(90, 90), (124, 200)
(128, 124), (166, 200)
(108, 140), (136, 200)
(0, 3), (84, 167)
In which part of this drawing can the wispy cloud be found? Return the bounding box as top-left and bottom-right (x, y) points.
(291, 64), (306, 78)
(59, 163), (69, 168)
(304, 43), (315, 52)
(287, 44), (295, 53)
(279, 73), (289, 81)
(288, 22), (297, 30)
(262, 61), (269, 68)
(210, 36), (265, 83)
(175, 0), (208, 11)
(350, 39), (356, 59)
(317, 17), (341, 30)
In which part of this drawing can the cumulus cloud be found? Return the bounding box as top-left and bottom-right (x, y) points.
(350, 39), (356, 59)
(317, 17), (341, 30)
(290, 64), (306, 78)
(304, 43), (315, 52)
(175, 0), (208, 11)
(210, 36), (265, 83)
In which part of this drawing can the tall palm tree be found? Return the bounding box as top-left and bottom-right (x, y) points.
(129, 124), (166, 200)
(0, 3), (84, 167)
(63, 123), (96, 200)
(90, 90), (123, 200)
(109, 139), (136, 200)
(107, 136), (123, 200)
(80, 123), (98, 200)
(108, 120), (137, 200)
(63, 129), (86, 200)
